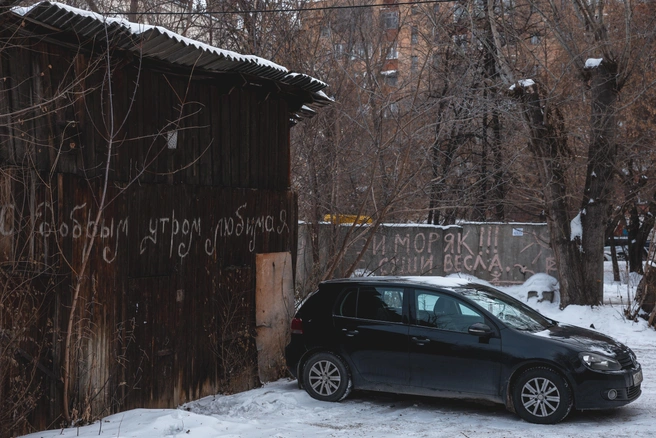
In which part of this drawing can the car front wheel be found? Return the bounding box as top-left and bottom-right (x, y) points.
(302, 352), (351, 402)
(512, 367), (572, 424)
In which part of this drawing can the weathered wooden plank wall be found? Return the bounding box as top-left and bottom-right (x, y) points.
(0, 28), (299, 431)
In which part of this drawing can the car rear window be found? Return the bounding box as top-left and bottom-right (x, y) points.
(335, 286), (405, 323)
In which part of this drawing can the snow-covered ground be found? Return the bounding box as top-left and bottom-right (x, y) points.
(24, 263), (655, 438)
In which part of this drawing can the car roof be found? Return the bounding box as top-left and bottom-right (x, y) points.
(321, 276), (473, 289)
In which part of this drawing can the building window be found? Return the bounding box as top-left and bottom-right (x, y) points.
(384, 102), (399, 118)
(411, 26), (418, 45)
(385, 41), (398, 59)
(530, 35), (541, 45)
(333, 43), (346, 58)
(453, 34), (467, 48)
(351, 43), (365, 60)
(320, 26), (331, 38)
(381, 70), (398, 86)
(411, 55), (418, 72)
(453, 4), (466, 23)
(473, 0), (485, 17)
(382, 10), (399, 29)
(432, 52), (440, 68)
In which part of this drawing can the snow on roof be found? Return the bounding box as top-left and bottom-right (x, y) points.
(380, 70), (398, 76)
(10, 1), (331, 118)
(585, 58), (603, 69)
(508, 79), (535, 91)
(397, 276), (472, 288)
(325, 275), (471, 289)
(13, 2), (288, 71)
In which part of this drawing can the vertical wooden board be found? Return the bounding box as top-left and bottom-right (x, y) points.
(197, 81), (213, 186)
(214, 265), (258, 393)
(57, 174), (73, 282)
(221, 93), (232, 186)
(263, 97), (273, 187)
(9, 44), (32, 162)
(166, 74), (183, 185)
(208, 85), (221, 186)
(50, 46), (79, 174)
(130, 64), (146, 184)
(155, 73), (170, 184)
(187, 79), (202, 185)
(110, 58), (130, 182)
(125, 277), (154, 408)
(140, 68), (155, 183)
(278, 100), (290, 190)
(229, 89), (241, 187)
(175, 265), (193, 402)
(257, 91), (266, 187)
(178, 78), (191, 184)
(107, 180), (129, 412)
(239, 90), (250, 187)
(44, 45), (61, 172)
(153, 275), (175, 407)
(270, 99), (282, 190)
(32, 46), (49, 170)
(249, 90), (259, 188)
(187, 79), (201, 185)
(255, 252), (294, 383)
(81, 68), (103, 179)
(0, 50), (16, 162)
(263, 98), (275, 189)
(130, 63), (145, 184)
(0, 170), (13, 262)
(114, 62), (129, 182)
(188, 264), (218, 402)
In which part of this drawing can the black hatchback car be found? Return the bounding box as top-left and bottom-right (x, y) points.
(285, 277), (643, 424)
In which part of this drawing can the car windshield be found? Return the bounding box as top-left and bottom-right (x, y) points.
(455, 286), (554, 332)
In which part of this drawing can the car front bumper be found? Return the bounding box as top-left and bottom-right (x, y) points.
(573, 365), (642, 410)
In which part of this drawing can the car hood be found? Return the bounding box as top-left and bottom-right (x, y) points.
(531, 323), (628, 356)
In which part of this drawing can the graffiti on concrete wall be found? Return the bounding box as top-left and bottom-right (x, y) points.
(441, 225), (555, 283)
(299, 223), (556, 285)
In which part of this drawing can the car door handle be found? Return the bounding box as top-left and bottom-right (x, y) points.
(341, 329), (359, 337)
(412, 337), (431, 346)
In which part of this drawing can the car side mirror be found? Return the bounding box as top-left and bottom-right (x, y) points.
(468, 322), (493, 337)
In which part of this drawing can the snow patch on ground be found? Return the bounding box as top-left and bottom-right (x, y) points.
(22, 262), (655, 438)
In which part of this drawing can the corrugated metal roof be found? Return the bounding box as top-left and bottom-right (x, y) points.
(10, 1), (332, 119)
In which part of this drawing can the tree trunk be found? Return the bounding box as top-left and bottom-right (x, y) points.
(510, 82), (585, 307)
(578, 61), (619, 304)
(626, 193), (656, 274)
(635, 267), (656, 324)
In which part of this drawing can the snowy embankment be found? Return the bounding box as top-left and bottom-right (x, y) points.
(24, 263), (655, 438)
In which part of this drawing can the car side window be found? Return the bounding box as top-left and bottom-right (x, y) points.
(414, 290), (484, 333)
(336, 288), (358, 317)
(357, 286), (404, 323)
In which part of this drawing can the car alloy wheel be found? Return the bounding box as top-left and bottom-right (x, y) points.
(303, 352), (351, 402)
(513, 367), (572, 424)
(520, 376), (561, 417)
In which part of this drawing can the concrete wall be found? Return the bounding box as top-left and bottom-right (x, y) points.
(297, 222), (555, 291)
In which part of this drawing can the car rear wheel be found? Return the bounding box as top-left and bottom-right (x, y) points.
(512, 367), (572, 424)
(302, 352), (351, 402)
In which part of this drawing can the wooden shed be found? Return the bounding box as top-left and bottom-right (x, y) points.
(0, 1), (330, 432)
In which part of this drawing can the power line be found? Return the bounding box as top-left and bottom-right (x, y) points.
(101, 0), (447, 16)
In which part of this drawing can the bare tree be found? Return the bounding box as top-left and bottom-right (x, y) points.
(484, 0), (656, 305)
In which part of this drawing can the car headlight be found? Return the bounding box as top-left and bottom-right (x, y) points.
(579, 352), (622, 371)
